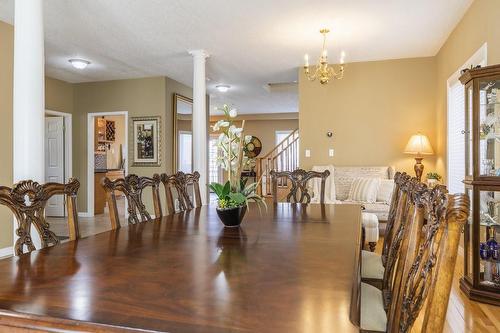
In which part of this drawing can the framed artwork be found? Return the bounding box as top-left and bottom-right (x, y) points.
(132, 116), (161, 166)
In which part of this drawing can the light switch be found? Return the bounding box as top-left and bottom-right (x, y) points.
(305, 149), (311, 157)
(329, 149), (334, 157)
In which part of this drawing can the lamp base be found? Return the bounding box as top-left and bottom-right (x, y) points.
(414, 157), (424, 182)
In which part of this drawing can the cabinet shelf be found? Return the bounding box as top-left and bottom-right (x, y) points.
(94, 118), (116, 152)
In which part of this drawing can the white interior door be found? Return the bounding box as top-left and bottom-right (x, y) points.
(45, 117), (65, 217)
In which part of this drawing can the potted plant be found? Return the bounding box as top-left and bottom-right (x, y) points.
(209, 105), (266, 227)
(426, 172), (442, 187)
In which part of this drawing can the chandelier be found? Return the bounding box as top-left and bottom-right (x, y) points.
(304, 28), (345, 84)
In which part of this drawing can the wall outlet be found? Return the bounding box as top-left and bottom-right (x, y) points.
(329, 149), (334, 157)
(305, 149), (311, 157)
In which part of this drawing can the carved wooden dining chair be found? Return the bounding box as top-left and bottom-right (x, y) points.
(361, 172), (410, 286)
(160, 171), (202, 214)
(102, 174), (162, 229)
(0, 178), (80, 255)
(360, 184), (470, 333)
(270, 169), (330, 204)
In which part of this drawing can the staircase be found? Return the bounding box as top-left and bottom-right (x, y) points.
(256, 128), (299, 196)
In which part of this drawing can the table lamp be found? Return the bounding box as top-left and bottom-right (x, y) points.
(404, 133), (434, 182)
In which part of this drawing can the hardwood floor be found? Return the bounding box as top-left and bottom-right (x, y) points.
(368, 239), (500, 333)
(48, 197), (127, 238)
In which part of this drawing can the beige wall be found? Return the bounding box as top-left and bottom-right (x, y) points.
(74, 77), (167, 211)
(299, 57), (437, 174)
(45, 77), (74, 114)
(0, 21), (14, 249)
(435, 0), (500, 179)
(73, 76), (193, 211)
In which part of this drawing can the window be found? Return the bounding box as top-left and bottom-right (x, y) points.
(447, 43), (487, 193)
(178, 131), (192, 173)
(275, 130), (293, 146)
(447, 81), (465, 194)
(209, 135), (221, 184)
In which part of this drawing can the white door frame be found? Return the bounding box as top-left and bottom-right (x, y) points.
(45, 110), (72, 182)
(87, 111), (128, 217)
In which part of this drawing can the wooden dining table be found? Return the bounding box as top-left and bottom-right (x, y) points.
(0, 203), (362, 333)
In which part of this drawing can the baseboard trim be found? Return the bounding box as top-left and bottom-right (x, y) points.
(78, 212), (92, 218)
(0, 246), (13, 258)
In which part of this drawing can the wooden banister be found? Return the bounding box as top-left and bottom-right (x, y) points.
(256, 129), (299, 196)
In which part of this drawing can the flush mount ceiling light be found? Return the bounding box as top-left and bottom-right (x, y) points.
(216, 84), (230, 93)
(69, 58), (91, 69)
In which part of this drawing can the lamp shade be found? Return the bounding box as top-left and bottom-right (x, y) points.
(404, 133), (434, 155)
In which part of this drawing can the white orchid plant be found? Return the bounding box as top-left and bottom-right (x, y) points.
(209, 104), (266, 210)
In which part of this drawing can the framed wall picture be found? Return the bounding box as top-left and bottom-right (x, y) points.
(132, 116), (161, 166)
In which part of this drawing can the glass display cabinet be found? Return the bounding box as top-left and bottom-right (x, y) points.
(460, 64), (500, 305)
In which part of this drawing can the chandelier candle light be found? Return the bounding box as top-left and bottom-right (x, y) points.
(304, 28), (345, 84)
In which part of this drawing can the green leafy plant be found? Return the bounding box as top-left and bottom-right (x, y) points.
(210, 104), (266, 210)
(209, 179), (266, 210)
(426, 172), (442, 181)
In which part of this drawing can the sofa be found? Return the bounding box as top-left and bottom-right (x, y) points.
(311, 165), (395, 232)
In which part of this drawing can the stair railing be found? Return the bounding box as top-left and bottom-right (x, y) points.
(256, 129), (299, 195)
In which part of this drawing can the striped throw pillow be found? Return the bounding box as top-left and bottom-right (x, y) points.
(348, 178), (381, 203)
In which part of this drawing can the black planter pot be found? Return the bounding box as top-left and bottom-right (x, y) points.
(216, 205), (247, 227)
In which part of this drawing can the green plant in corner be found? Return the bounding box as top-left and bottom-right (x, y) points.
(426, 172), (442, 181)
(209, 104), (266, 210)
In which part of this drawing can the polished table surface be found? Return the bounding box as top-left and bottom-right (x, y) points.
(0, 203), (362, 332)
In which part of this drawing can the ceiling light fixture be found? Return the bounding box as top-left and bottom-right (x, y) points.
(304, 29), (345, 84)
(69, 58), (91, 69)
(216, 84), (230, 93)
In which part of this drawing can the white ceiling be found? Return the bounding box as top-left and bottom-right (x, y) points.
(0, 0), (472, 115)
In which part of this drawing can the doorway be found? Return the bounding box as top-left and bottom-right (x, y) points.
(87, 111), (128, 217)
(44, 110), (72, 217)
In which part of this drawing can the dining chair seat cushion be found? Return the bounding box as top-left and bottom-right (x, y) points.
(362, 212), (379, 242)
(360, 282), (387, 332)
(361, 250), (384, 280)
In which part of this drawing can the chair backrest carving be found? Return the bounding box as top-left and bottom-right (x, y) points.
(385, 179), (428, 312)
(160, 171), (202, 214)
(0, 178), (80, 255)
(387, 185), (470, 333)
(381, 172), (407, 265)
(270, 169), (330, 204)
(102, 174), (162, 229)
(382, 175), (417, 294)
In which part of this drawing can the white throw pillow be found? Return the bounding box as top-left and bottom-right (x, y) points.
(377, 179), (395, 203)
(348, 178), (381, 203)
(311, 165), (335, 203)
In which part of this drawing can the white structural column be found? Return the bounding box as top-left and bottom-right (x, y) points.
(13, 0), (45, 248)
(189, 50), (209, 204)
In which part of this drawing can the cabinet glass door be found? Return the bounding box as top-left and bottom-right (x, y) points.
(478, 78), (500, 177)
(478, 189), (500, 289)
(465, 187), (473, 280)
(466, 84), (473, 177)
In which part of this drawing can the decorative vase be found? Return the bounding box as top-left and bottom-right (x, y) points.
(480, 242), (491, 260)
(427, 179), (438, 187)
(216, 205), (247, 228)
